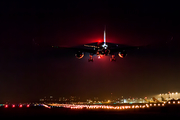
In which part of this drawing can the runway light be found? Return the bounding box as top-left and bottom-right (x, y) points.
(135, 105), (138, 108)
(27, 104), (30, 107)
(19, 104), (23, 108)
(12, 104), (15, 108)
(5, 105), (8, 108)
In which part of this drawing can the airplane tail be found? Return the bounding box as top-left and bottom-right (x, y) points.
(102, 25), (108, 49)
(104, 25), (106, 45)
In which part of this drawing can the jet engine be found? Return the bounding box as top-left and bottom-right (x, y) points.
(118, 50), (127, 58)
(75, 51), (84, 59)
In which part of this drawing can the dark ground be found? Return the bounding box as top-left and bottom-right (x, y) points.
(1, 106), (180, 119)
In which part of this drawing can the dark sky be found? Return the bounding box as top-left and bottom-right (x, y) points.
(1, 1), (180, 102)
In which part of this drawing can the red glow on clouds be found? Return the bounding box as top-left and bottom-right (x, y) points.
(79, 38), (104, 45)
(96, 39), (102, 43)
(54, 37), (126, 47)
(53, 32), (128, 47)
(57, 38), (104, 47)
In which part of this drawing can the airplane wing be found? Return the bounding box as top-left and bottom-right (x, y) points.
(55, 46), (96, 54)
(51, 44), (98, 60)
(51, 43), (98, 55)
(109, 44), (144, 53)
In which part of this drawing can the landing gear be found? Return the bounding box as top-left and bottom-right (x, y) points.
(110, 55), (116, 61)
(88, 55), (94, 62)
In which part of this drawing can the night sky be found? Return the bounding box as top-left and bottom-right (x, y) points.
(1, 1), (180, 102)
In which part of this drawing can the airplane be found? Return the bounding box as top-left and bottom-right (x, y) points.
(51, 26), (144, 62)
